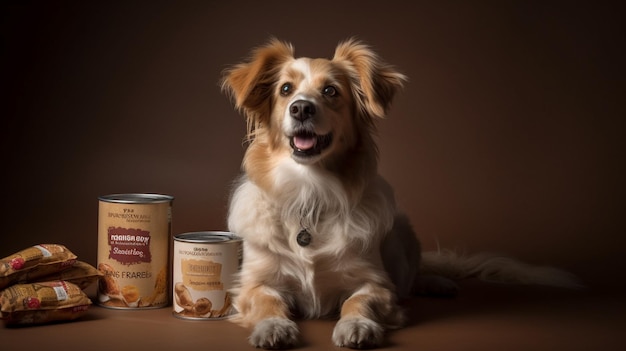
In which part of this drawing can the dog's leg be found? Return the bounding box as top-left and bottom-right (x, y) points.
(413, 274), (460, 297)
(235, 285), (299, 349)
(332, 284), (403, 349)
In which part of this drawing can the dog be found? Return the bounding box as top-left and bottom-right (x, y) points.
(221, 38), (581, 349)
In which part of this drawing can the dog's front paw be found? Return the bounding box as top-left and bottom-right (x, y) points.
(332, 317), (384, 349)
(249, 317), (300, 349)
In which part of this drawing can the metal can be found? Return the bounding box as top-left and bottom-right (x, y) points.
(172, 231), (242, 320)
(97, 193), (173, 309)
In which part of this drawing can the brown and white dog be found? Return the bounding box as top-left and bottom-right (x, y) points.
(221, 39), (580, 349)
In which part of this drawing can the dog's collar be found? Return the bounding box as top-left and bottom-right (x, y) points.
(296, 229), (312, 247)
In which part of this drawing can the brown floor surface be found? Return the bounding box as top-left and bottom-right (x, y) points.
(2, 279), (623, 351)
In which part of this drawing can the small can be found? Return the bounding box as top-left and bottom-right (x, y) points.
(173, 231), (242, 320)
(97, 193), (173, 309)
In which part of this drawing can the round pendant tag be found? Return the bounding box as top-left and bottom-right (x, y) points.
(296, 229), (312, 247)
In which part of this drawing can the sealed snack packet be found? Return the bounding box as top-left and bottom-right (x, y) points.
(28, 261), (103, 290)
(0, 281), (92, 325)
(0, 245), (77, 289)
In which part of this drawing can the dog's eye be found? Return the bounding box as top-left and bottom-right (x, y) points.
(280, 83), (292, 96)
(322, 85), (337, 97)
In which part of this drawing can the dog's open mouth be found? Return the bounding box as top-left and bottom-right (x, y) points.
(289, 131), (333, 157)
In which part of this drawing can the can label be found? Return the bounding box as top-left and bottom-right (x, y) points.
(173, 232), (242, 319)
(97, 194), (173, 309)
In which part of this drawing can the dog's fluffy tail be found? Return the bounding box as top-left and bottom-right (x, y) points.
(419, 250), (584, 289)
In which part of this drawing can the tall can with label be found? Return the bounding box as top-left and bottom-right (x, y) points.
(97, 193), (173, 309)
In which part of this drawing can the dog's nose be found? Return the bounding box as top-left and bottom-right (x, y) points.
(289, 100), (316, 121)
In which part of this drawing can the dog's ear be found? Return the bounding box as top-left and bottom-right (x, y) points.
(333, 39), (407, 119)
(221, 38), (294, 127)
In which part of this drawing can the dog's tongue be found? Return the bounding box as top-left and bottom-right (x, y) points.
(293, 135), (317, 150)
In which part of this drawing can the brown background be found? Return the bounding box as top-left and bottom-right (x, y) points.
(2, 0), (624, 291)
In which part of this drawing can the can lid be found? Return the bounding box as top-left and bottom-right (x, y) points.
(99, 193), (174, 204)
(174, 231), (241, 243)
